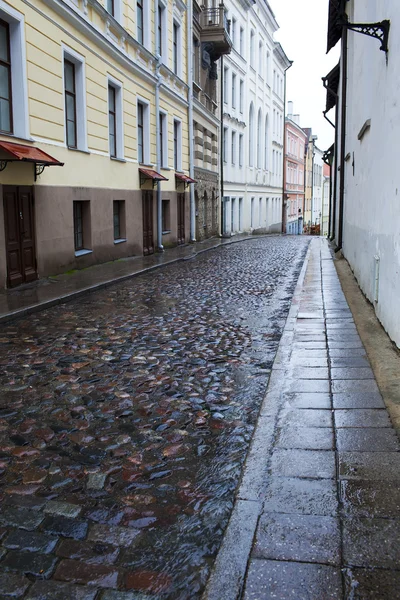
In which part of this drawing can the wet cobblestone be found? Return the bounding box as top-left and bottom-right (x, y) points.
(0, 237), (309, 598)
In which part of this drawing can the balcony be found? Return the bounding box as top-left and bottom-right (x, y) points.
(200, 5), (232, 60)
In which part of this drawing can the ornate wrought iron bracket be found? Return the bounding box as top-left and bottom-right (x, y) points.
(0, 160), (7, 172)
(34, 164), (46, 181)
(341, 19), (390, 53)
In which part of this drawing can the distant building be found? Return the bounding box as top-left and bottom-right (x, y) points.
(325, 0), (400, 346)
(283, 102), (306, 235)
(322, 163), (331, 236)
(303, 130), (323, 233)
(221, 0), (291, 235)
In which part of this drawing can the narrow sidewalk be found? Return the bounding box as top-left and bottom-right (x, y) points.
(204, 237), (400, 600)
(0, 234), (256, 323)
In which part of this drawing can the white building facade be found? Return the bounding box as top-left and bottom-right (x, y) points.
(221, 0), (290, 235)
(326, 0), (400, 347)
(312, 146), (323, 227)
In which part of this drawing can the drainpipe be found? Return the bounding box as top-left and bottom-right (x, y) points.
(330, 102), (339, 240)
(187, 0), (196, 242)
(154, 2), (163, 251)
(281, 61), (292, 233)
(220, 54), (225, 236)
(311, 140), (315, 226)
(336, 26), (348, 252)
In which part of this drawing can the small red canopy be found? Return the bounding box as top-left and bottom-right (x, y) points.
(175, 173), (196, 184)
(139, 168), (168, 182)
(0, 140), (63, 166)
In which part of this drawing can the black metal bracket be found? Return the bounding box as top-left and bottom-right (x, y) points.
(0, 160), (7, 172)
(34, 164), (46, 181)
(139, 172), (157, 188)
(341, 19), (390, 53)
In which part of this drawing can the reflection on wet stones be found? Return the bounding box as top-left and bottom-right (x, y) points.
(0, 237), (309, 598)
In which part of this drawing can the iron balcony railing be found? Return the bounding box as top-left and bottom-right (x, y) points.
(200, 6), (232, 43)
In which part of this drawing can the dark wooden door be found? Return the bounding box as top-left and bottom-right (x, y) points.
(3, 186), (37, 288)
(142, 191), (154, 255)
(177, 193), (185, 245)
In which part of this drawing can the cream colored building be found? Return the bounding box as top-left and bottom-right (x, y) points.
(0, 0), (191, 288)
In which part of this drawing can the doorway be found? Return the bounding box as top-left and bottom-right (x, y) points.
(3, 186), (37, 288)
(142, 191), (154, 255)
(177, 193), (185, 245)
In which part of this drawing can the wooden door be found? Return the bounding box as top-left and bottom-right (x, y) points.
(3, 186), (37, 288)
(142, 191), (154, 255)
(177, 193), (185, 245)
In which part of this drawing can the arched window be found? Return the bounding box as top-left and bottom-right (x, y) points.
(264, 114), (269, 170)
(249, 103), (254, 167)
(257, 108), (262, 169)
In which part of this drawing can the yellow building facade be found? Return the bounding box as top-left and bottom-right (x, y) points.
(0, 0), (191, 287)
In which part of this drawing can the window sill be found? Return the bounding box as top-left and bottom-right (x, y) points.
(0, 132), (34, 143)
(111, 156), (126, 163)
(160, 166), (172, 170)
(162, 230), (171, 235)
(75, 249), (93, 257)
(114, 238), (127, 245)
(68, 147), (91, 155)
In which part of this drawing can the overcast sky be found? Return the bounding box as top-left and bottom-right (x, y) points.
(272, 0), (340, 150)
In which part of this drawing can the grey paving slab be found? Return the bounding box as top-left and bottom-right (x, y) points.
(243, 559), (342, 600)
(339, 452), (400, 480)
(343, 568), (400, 600)
(283, 393), (331, 409)
(276, 426), (334, 450)
(332, 392), (385, 409)
(328, 341), (364, 349)
(295, 334), (327, 342)
(326, 333), (362, 342)
(343, 517), (400, 569)
(263, 477), (338, 516)
(326, 323), (357, 330)
(297, 313), (324, 319)
(288, 379), (330, 393)
(330, 367), (374, 380)
(278, 409), (332, 429)
(253, 513), (340, 565)
(331, 379), (380, 393)
(340, 480), (400, 518)
(336, 427), (400, 451)
(288, 367), (329, 380)
(330, 357), (371, 368)
(329, 347), (368, 357)
(270, 449), (336, 479)
(289, 357), (329, 367)
(334, 409), (392, 428)
(291, 349), (328, 360)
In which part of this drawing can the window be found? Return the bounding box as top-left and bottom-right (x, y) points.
(173, 119), (181, 170)
(106, 0), (114, 16)
(162, 199), (170, 232)
(223, 66), (228, 104)
(251, 197), (254, 228)
(231, 18), (236, 47)
(264, 115), (269, 170)
(231, 73), (236, 109)
(239, 27), (244, 56)
(258, 41), (262, 74)
(0, 19), (12, 133)
(193, 36), (200, 84)
(173, 22), (180, 75)
(239, 133), (243, 167)
(137, 0), (144, 44)
(249, 103), (254, 167)
(64, 60), (77, 148)
(259, 197), (262, 226)
(63, 48), (87, 151)
(159, 111), (167, 167)
(108, 85), (116, 157)
(137, 100), (149, 163)
(257, 109), (262, 169)
(223, 127), (228, 163)
(250, 30), (255, 68)
(231, 130), (236, 165)
(157, 2), (167, 60)
(113, 200), (126, 241)
(73, 201), (91, 253)
(266, 50), (270, 84)
(239, 79), (243, 113)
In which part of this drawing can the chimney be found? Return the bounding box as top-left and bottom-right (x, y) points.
(293, 114), (300, 125)
(287, 100), (294, 120)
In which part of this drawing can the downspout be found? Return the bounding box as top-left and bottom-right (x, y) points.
(187, 1), (196, 242)
(220, 55), (225, 236)
(311, 140), (314, 226)
(331, 102), (339, 240)
(155, 4), (163, 251)
(322, 108), (336, 240)
(281, 61), (292, 233)
(336, 26), (348, 252)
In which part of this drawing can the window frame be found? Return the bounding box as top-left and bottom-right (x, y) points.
(231, 72), (236, 109)
(162, 198), (170, 233)
(238, 133), (243, 168)
(159, 109), (168, 168)
(157, 0), (168, 62)
(231, 130), (236, 166)
(223, 126), (228, 164)
(62, 45), (88, 152)
(0, 18), (13, 134)
(73, 200), (91, 255)
(173, 118), (182, 171)
(108, 76), (124, 160)
(113, 200), (126, 242)
(64, 59), (77, 149)
(137, 98), (150, 164)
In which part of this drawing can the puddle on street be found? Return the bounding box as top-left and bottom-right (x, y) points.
(0, 237), (309, 598)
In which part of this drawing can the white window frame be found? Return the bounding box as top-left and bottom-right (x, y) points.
(223, 126), (228, 163)
(231, 73), (236, 109)
(157, 0), (168, 62)
(173, 117), (182, 171)
(107, 75), (124, 160)
(231, 17), (236, 47)
(159, 109), (168, 168)
(137, 97), (150, 164)
(238, 133), (243, 167)
(250, 30), (255, 68)
(239, 79), (243, 114)
(231, 130), (236, 165)
(223, 66), (228, 104)
(62, 45), (88, 152)
(106, 0), (122, 23)
(0, 1), (29, 139)
(137, 0), (150, 48)
(239, 26), (244, 56)
(172, 19), (182, 77)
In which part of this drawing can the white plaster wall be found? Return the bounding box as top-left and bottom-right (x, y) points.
(340, 0), (400, 347)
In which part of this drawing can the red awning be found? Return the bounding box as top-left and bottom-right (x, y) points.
(139, 168), (168, 182)
(175, 173), (196, 184)
(0, 141), (64, 166)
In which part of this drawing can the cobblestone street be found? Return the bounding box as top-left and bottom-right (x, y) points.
(0, 236), (309, 599)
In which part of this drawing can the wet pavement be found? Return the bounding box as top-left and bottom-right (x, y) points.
(0, 236), (310, 599)
(204, 238), (400, 600)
